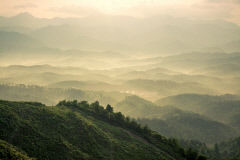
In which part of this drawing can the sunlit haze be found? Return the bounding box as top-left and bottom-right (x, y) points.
(0, 0), (239, 24)
(0, 0), (240, 160)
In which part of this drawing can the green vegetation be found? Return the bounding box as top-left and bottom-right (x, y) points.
(117, 96), (237, 144)
(178, 137), (240, 160)
(0, 11), (240, 160)
(116, 95), (165, 118)
(0, 139), (34, 160)
(138, 115), (236, 145)
(0, 99), (196, 160)
(216, 136), (240, 160)
(156, 94), (240, 130)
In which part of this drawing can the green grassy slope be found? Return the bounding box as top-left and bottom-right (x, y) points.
(0, 139), (34, 160)
(0, 100), (188, 160)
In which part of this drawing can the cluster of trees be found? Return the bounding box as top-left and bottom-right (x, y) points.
(57, 100), (208, 160)
(216, 137), (240, 160)
(168, 136), (240, 160)
(1, 99), (175, 160)
(57, 100), (152, 137)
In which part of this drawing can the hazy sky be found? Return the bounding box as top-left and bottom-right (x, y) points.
(0, 0), (240, 24)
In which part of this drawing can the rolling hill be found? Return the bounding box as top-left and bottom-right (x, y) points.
(0, 84), (128, 106)
(123, 79), (216, 98)
(116, 96), (237, 144)
(0, 31), (44, 51)
(48, 80), (116, 91)
(138, 114), (237, 145)
(156, 94), (240, 126)
(0, 99), (189, 160)
(1, 13), (240, 54)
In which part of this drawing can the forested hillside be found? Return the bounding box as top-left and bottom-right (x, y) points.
(216, 136), (240, 160)
(0, 139), (34, 160)
(0, 99), (203, 160)
(156, 94), (240, 130)
(116, 96), (237, 144)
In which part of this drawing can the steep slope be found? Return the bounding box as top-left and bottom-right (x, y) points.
(0, 139), (34, 160)
(0, 100), (187, 160)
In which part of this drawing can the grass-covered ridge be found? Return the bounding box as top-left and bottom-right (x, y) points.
(0, 99), (207, 160)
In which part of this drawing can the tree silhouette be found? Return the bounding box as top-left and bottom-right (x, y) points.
(106, 104), (113, 113)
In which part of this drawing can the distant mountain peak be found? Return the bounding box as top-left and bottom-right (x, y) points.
(13, 12), (34, 19)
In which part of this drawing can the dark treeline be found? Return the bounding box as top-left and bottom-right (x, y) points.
(179, 138), (240, 160)
(57, 100), (208, 160)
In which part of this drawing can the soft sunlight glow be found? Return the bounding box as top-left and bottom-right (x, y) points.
(0, 0), (239, 24)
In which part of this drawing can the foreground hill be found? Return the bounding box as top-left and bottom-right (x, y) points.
(0, 99), (194, 160)
(0, 139), (33, 160)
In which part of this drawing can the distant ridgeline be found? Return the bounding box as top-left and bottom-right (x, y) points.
(0, 99), (207, 160)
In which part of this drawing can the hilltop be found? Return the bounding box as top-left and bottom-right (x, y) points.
(0, 99), (204, 160)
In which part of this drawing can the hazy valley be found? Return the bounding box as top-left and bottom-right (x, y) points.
(0, 10), (240, 160)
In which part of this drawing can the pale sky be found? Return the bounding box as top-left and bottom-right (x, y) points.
(0, 0), (240, 24)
